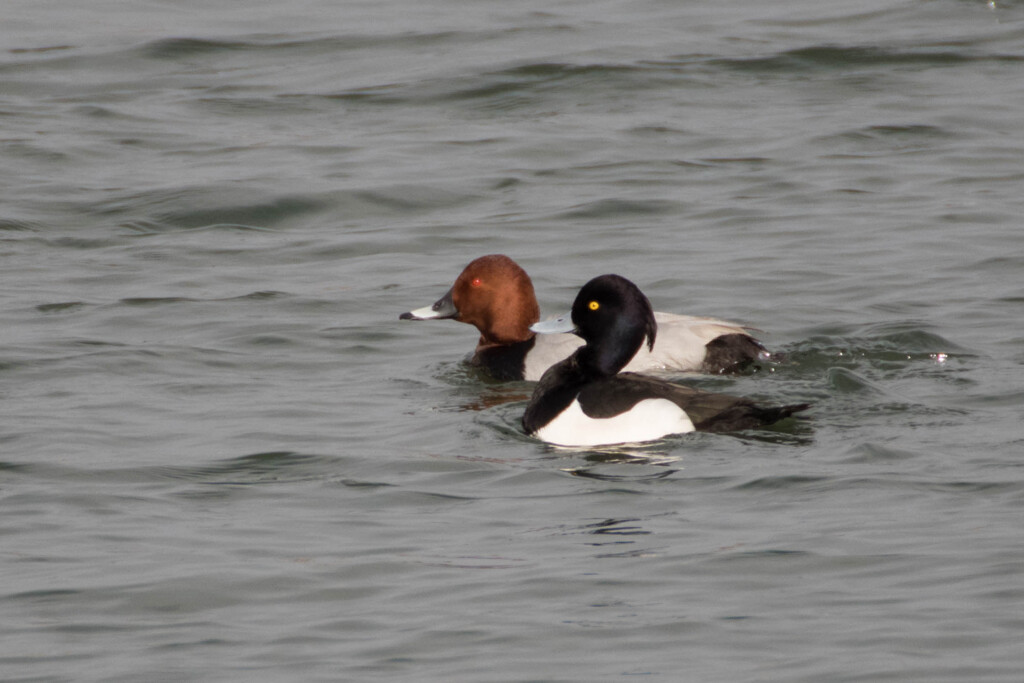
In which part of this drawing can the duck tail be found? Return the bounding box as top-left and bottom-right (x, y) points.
(763, 403), (811, 424)
(696, 402), (810, 433)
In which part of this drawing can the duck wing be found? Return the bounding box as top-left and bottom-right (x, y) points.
(576, 373), (808, 432)
(620, 312), (766, 375)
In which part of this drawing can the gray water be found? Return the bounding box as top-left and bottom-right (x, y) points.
(3, 0), (1024, 681)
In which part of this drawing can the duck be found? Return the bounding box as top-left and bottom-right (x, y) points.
(399, 254), (768, 381)
(522, 274), (808, 447)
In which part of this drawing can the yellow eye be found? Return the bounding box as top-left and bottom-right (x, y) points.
(588, 301), (600, 311)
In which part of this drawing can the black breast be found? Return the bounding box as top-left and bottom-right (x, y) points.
(472, 337), (536, 381)
(522, 356), (587, 434)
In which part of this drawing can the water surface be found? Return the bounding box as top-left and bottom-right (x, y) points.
(2, 1), (1024, 681)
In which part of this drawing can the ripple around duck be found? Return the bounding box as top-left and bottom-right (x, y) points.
(825, 367), (890, 395)
(557, 198), (683, 220)
(0, 218), (45, 232)
(324, 59), (670, 109)
(105, 191), (330, 231)
(158, 450), (346, 484)
(565, 464), (679, 482)
(35, 301), (89, 314)
(734, 473), (1024, 500)
(839, 441), (926, 464)
(1, 451), (378, 490)
(134, 29), (546, 63)
(101, 182), (483, 234)
(706, 44), (1024, 75)
(780, 326), (970, 378)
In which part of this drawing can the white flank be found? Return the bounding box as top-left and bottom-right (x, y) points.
(535, 398), (694, 447)
(523, 311), (755, 380)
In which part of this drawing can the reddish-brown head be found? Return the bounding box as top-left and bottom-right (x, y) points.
(450, 255), (540, 345)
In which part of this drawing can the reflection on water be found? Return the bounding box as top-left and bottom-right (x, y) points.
(555, 445), (682, 481)
(582, 518), (652, 537)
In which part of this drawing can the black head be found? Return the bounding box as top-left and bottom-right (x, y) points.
(569, 274), (657, 375)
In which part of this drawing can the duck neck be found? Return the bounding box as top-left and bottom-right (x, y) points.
(578, 324), (645, 377)
(478, 298), (539, 346)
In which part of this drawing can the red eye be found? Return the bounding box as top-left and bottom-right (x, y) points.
(471, 277), (482, 287)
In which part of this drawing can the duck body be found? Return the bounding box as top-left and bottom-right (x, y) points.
(522, 274), (807, 447)
(400, 255), (767, 381)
